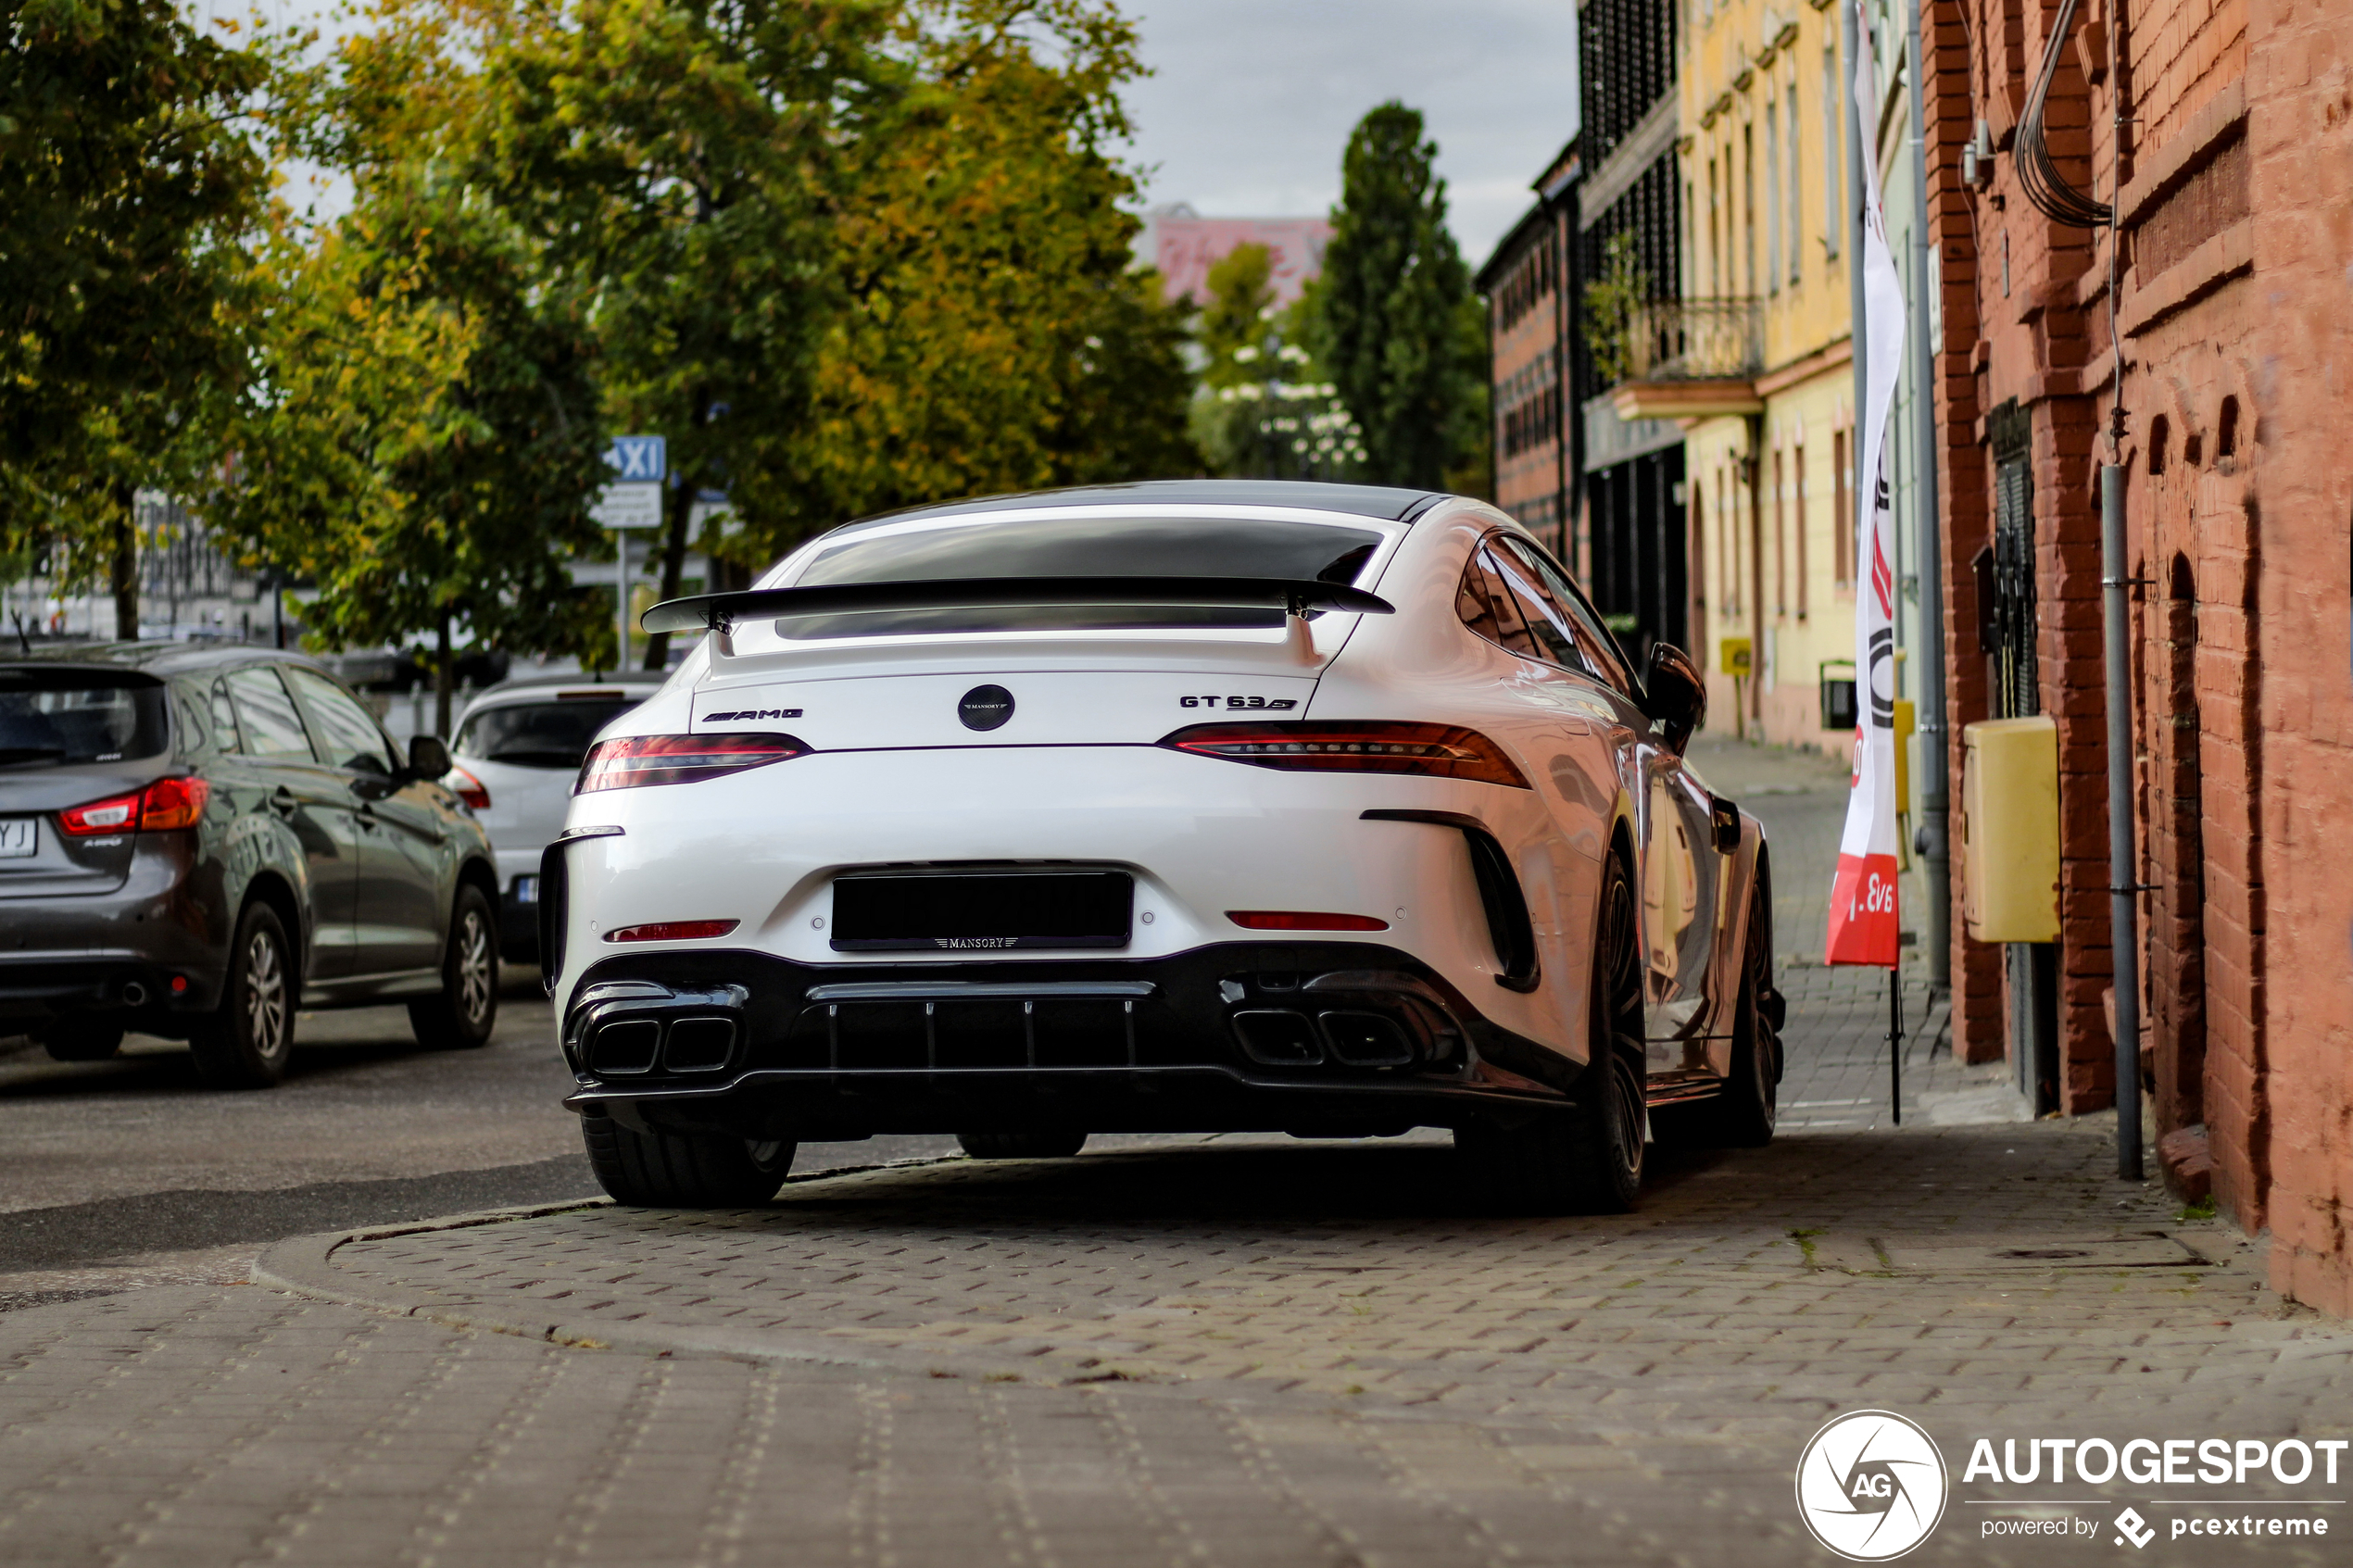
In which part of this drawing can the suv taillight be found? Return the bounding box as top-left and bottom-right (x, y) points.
(1159, 721), (1529, 789)
(575, 733), (810, 793)
(58, 776), (211, 835)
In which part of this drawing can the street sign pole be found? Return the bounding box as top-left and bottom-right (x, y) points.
(614, 528), (629, 673)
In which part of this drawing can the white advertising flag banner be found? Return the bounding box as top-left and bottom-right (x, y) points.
(1825, 1), (1908, 967)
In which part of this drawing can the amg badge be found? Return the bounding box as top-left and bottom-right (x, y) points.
(703, 708), (803, 721)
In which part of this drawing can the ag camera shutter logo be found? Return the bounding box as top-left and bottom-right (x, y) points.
(1795, 1410), (1949, 1561)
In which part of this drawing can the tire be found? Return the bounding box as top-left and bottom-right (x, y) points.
(409, 884), (497, 1049)
(1653, 879), (1780, 1151)
(1458, 851), (1647, 1213)
(582, 1115), (795, 1208)
(189, 902), (296, 1089)
(1712, 880), (1781, 1147)
(956, 1131), (1088, 1160)
(38, 1018), (125, 1062)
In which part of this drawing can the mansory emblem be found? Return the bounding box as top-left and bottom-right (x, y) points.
(703, 708), (803, 721)
(959, 685), (1014, 731)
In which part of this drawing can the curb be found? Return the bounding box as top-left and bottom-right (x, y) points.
(246, 1157), (1122, 1386)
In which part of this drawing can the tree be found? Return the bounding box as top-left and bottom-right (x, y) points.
(1307, 102), (1487, 493)
(209, 176), (610, 732)
(790, 1), (1197, 529)
(0, 0), (277, 635)
(1193, 244), (1363, 480)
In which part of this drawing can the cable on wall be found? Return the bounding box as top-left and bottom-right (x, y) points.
(2016, 0), (2113, 229)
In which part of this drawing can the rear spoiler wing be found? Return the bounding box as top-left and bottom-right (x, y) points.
(639, 576), (1396, 635)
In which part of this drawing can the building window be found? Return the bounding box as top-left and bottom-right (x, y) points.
(1821, 40), (1842, 260)
(1772, 448), (1787, 615)
(1743, 125), (1758, 297)
(1766, 100), (1783, 295)
(1794, 444), (1809, 618)
(1707, 158), (1722, 295)
(1832, 428), (1853, 585)
(1786, 83), (1803, 286)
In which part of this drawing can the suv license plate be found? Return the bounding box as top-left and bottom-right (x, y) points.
(512, 874), (538, 905)
(0, 819), (34, 859)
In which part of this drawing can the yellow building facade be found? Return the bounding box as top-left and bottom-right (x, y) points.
(1613, 0), (1856, 752)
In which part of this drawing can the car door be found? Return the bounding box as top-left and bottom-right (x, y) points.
(284, 667), (446, 976)
(1483, 536), (1725, 1070)
(223, 665), (361, 980)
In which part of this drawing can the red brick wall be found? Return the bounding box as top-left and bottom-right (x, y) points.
(2237, 0), (2353, 1317)
(1930, 0), (2353, 1315)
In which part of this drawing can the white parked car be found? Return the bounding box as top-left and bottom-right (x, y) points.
(447, 674), (662, 962)
(543, 481), (1781, 1211)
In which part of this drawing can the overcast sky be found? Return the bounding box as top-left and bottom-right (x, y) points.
(1119, 0), (1581, 268)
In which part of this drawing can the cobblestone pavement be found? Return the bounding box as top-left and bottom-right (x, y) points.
(3, 738), (2335, 1566)
(4, 1120), (2346, 1567)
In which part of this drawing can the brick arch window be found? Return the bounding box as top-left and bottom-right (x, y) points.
(2148, 415), (2170, 476)
(2217, 396), (2241, 459)
(2183, 424), (2204, 469)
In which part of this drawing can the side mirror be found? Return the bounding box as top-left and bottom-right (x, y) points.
(406, 734), (452, 782)
(1639, 642), (1706, 754)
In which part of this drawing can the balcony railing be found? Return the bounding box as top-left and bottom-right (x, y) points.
(1623, 297), (1764, 383)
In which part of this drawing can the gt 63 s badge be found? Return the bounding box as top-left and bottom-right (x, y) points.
(1795, 1410), (1948, 1561)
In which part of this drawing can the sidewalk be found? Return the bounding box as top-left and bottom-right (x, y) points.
(2, 737), (2330, 1566)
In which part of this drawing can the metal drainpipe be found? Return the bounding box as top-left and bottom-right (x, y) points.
(1905, 0), (1951, 987)
(2102, 463), (2144, 1181)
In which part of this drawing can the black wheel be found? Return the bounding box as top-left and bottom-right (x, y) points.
(1458, 851), (1646, 1213)
(37, 1018), (125, 1062)
(190, 902), (296, 1088)
(581, 1115), (796, 1207)
(1714, 879), (1780, 1147)
(956, 1131), (1088, 1160)
(1653, 878), (1780, 1151)
(409, 884), (497, 1049)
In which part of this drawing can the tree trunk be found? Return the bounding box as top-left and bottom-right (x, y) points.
(434, 610), (455, 737)
(109, 483), (139, 641)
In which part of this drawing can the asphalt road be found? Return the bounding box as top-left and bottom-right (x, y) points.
(0, 970), (962, 1285)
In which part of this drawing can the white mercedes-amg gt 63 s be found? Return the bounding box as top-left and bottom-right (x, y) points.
(542, 481), (1782, 1212)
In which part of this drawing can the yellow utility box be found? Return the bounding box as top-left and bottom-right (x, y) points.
(1719, 637), (1753, 677)
(1960, 716), (2060, 943)
(1893, 699), (1915, 872)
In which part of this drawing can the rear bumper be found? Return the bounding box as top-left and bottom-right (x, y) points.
(560, 943), (1584, 1140)
(0, 839), (226, 1026)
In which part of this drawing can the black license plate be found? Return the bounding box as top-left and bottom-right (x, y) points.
(829, 871), (1134, 951)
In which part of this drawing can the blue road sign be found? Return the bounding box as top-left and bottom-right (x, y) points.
(605, 435), (666, 482)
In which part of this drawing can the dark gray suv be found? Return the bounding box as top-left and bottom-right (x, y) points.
(0, 644), (501, 1086)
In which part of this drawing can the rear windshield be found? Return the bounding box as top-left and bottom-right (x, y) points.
(0, 670), (170, 766)
(454, 696), (640, 771)
(783, 515), (1386, 639)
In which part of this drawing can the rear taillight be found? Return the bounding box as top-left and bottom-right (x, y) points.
(575, 733), (810, 793)
(1160, 721), (1530, 789)
(1227, 910), (1391, 932)
(446, 766), (491, 809)
(603, 920), (740, 943)
(58, 776), (211, 836)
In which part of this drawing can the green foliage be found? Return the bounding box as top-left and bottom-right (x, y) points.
(0, 0), (281, 630)
(207, 175), (610, 703)
(1192, 244), (1362, 480)
(1582, 230), (1649, 386)
(792, 3), (1198, 524)
(1307, 101), (1486, 493)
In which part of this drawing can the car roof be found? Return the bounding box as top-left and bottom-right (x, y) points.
(824, 480), (1450, 537)
(458, 674), (661, 716)
(0, 641), (329, 680)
